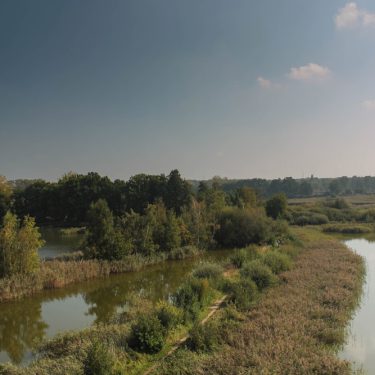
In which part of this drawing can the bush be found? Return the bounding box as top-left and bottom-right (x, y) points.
(229, 246), (259, 268)
(323, 198), (350, 210)
(187, 321), (219, 353)
(172, 278), (210, 322)
(130, 314), (166, 353)
(156, 301), (183, 331)
(265, 193), (287, 219)
(83, 341), (118, 375)
(294, 213), (329, 226)
(226, 279), (258, 311)
(192, 262), (223, 280)
(262, 251), (292, 274)
(215, 208), (273, 248)
(240, 260), (276, 290)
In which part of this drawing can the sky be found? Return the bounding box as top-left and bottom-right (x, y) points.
(0, 0), (375, 181)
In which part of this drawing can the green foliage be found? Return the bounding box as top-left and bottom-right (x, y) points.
(83, 341), (118, 375)
(172, 278), (210, 322)
(167, 245), (200, 260)
(240, 260), (277, 290)
(323, 198), (350, 210)
(130, 314), (166, 354)
(265, 193), (287, 219)
(156, 301), (183, 331)
(322, 224), (372, 234)
(229, 246), (260, 268)
(215, 208), (273, 247)
(293, 213), (329, 226)
(225, 279), (258, 311)
(187, 321), (219, 353)
(192, 262), (223, 281)
(0, 212), (43, 278)
(84, 200), (131, 260)
(262, 251), (292, 274)
(0, 176), (12, 221)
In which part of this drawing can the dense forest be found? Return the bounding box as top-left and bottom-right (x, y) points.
(2, 173), (375, 228)
(191, 175), (375, 198)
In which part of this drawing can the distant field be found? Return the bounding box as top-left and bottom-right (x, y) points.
(289, 194), (375, 209)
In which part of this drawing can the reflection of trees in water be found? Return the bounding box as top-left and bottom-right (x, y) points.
(0, 299), (48, 364)
(82, 263), (193, 323)
(0, 256), (202, 364)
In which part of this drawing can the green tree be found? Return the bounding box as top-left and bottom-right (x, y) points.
(84, 199), (131, 260)
(0, 212), (44, 278)
(164, 170), (192, 215)
(265, 193), (287, 219)
(0, 176), (12, 221)
(163, 211), (181, 251)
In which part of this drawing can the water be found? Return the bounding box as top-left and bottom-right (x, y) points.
(38, 228), (83, 259)
(340, 237), (375, 373)
(0, 230), (231, 365)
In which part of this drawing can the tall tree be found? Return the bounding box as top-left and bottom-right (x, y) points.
(0, 212), (43, 278)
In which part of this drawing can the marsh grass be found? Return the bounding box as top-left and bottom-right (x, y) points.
(0, 248), (202, 302)
(155, 229), (365, 375)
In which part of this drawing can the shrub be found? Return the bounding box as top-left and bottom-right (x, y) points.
(192, 262), (223, 280)
(240, 260), (276, 290)
(172, 278), (210, 322)
(83, 341), (118, 375)
(130, 314), (166, 354)
(323, 198), (350, 210)
(265, 193), (287, 219)
(155, 301), (183, 331)
(294, 213), (329, 226)
(0, 212), (44, 278)
(229, 246), (259, 268)
(226, 279), (258, 311)
(187, 321), (219, 353)
(262, 251), (292, 274)
(215, 208), (273, 248)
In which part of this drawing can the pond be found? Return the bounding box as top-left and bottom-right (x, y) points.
(0, 232), (232, 365)
(340, 237), (375, 373)
(38, 227), (83, 259)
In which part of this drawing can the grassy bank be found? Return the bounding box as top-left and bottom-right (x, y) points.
(155, 228), (365, 375)
(0, 246), (200, 302)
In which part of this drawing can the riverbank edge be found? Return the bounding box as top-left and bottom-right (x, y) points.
(154, 228), (366, 374)
(0, 246), (201, 303)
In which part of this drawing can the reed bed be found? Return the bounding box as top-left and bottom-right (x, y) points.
(156, 234), (365, 375)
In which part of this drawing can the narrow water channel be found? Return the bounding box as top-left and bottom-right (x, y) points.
(340, 237), (375, 373)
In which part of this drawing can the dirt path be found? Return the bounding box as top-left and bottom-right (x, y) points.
(143, 294), (227, 375)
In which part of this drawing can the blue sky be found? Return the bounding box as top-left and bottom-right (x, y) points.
(0, 0), (374, 181)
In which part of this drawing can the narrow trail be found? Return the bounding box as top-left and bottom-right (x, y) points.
(143, 295), (227, 375)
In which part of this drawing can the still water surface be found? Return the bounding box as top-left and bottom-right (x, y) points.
(340, 237), (375, 373)
(38, 228), (83, 259)
(0, 228), (231, 365)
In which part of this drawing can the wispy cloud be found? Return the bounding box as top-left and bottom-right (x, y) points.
(257, 76), (280, 90)
(288, 63), (331, 82)
(362, 99), (375, 110)
(335, 2), (375, 29)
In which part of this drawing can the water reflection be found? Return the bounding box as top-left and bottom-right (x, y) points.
(0, 250), (230, 364)
(0, 299), (48, 363)
(38, 228), (83, 259)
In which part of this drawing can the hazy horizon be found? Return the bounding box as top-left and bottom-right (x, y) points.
(1, 1), (375, 181)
